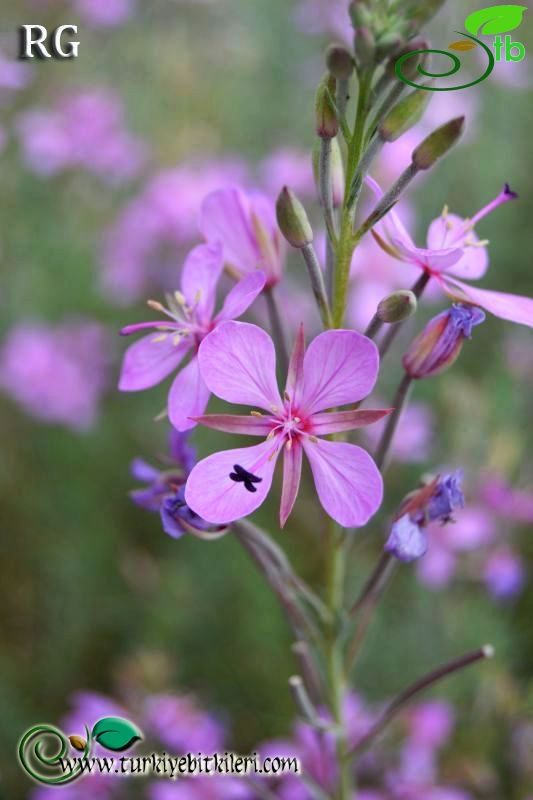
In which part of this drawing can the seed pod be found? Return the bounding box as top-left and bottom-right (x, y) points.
(315, 74), (338, 139)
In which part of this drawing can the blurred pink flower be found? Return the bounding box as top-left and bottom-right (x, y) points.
(16, 89), (147, 184)
(0, 320), (110, 431)
(101, 160), (248, 302)
(483, 548), (525, 600)
(363, 401), (434, 464)
(74, 0), (135, 27)
(260, 148), (315, 199)
(294, 0), (352, 44)
(143, 693), (225, 753)
(480, 474), (533, 524)
(0, 48), (32, 100)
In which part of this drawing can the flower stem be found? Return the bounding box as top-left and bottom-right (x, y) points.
(346, 645), (495, 758)
(301, 243), (333, 329)
(374, 373), (413, 471)
(265, 286), (289, 376)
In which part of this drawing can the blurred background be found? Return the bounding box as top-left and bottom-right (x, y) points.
(1, 0), (532, 797)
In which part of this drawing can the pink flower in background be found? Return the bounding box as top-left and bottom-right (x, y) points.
(101, 160), (248, 302)
(143, 693), (224, 753)
(364, 401), (434, 464)
(370, 178), (533, 328)
(260, 148), (315, 199)
(480, 474), (533, 524)
(16, 89), (147, 184)
(200, 187), (285, 288)
(150, 776), (252, 800)
(0, 320), (110, 431)
(294, 0), (352, 44)
(484, 548), (525, 600)
(186, 322), (388, 527)
(0, 48), (32, 100)
(119, 244), (265, 431)
(74, 0), (135, 27)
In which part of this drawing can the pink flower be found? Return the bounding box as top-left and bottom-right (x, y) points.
(74, 0), (135, 27)
(185, 322), (389, 527)
(369, 178), (533, 328)
(200, 187), (285, 288)
(118, 244), (265, 431)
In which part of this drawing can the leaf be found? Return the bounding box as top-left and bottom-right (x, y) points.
(449, 40), (478, 51)
(464, 5), (527, 36)
(91, 717), (142, 752)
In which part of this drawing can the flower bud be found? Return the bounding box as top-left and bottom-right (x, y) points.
(315, 74), (338, 139)
(403, 303), (485, 380)
(312, 137), (344, 208)
(349, 0), (372, 29)
(375, 31), (404, 61)
(407, 0), (447, 31)
(412, 117), (465, 170)
(326, 44), (355, 80)
(354, 27), (376, 68)
(377, 290), (417, 323)
(385, 38), (429, 79)
(69, 735), (87, 752)
(276, 187), (313, 249)
(379, 89), (431, 142)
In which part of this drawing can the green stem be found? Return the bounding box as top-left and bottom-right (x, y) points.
(332, 70), (373, 328)
(374, 373), (413, 471)
(325, 523), (352, 799)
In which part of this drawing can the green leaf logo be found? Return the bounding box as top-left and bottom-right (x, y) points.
(91, 717), (142, 752)
(465, 4), (527, 36)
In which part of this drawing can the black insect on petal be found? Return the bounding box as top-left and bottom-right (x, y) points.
(229, 464), (263, 492)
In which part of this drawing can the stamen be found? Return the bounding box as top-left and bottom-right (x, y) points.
(293, 417), (301, 423)
(151, 334), (168, 343)
(147, 299), (166, 312)
(441, 204), (449, 219)
(250, 411), (264, 417)
(285, 439), (293, 451)
(154, 408), (168, 422)
(308, 436), (319, 444)
(174, 290), (186, 306)
(270, 405), (279, 413)
(266, 430), (276, 441)
(194, 288), (202, 304)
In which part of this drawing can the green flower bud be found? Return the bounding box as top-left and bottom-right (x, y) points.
(276, 187), (313, 249)
(349, 0), (372, 29)
(315, 74), (338, 139)
(375, 31), (404, 61)
(312, 137), (344, 208)
(354, 27), (376, 68)
(326, 44), (355, 80)
(379, 88), (431, 142)
(412, 117), (465, 170)
(377, 291), (418, 323)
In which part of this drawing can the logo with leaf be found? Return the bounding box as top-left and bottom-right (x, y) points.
(396, 3), (527, 91)
(18, 716), (142, 785)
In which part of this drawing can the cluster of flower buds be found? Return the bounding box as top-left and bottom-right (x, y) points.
(385, 471), (465, 562)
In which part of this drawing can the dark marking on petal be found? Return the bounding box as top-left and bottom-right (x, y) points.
(229, 464), (263, 493)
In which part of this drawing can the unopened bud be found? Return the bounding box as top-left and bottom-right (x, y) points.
(315, 74), (338, 139)
(276, 187), (313, 249)
(312, 137), (344, 208)
(412, 117), (465, 170)
(69, 735), (87, 752)
(403, 303), (485, 379)
(377, 290), (417, 323)
(326, 44), (355, 80)
(407, 0), (447, 31)
(349, 0), (372, 28)
(354, 27), (376, 68)
(375, 31), (404, 61)
(385, 38), (428, 79)
(379, 88), (431, 142)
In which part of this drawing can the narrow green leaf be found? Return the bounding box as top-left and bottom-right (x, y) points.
(91, 717), (142, 752)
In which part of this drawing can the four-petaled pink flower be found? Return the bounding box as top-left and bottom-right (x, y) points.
(200, 187), (285, 288)
(368, 177), (533, 328)
(118, 243), (266, 431)
(185, 321), (390, 528)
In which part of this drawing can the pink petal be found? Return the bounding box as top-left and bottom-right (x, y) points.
(391, 238), (463, 273)
(280, 442), (303, 527)
(118, 334), (190, 391)
(301, 330), (379, 415)
(302, 439), (383, 527)
(192, 414), (274, 436)
(168, 357), (211, 431)
(285, 324), (305, 409)
(215, 271), (266, 322)
(198, 321), (282, 410)
(181, 242), (224, 322)
(443, 277), (533, 329)
(310, 408), (392, 435)
(185, 440), (280, 525)
(365, 175), (417, 253)
(427, 213), (488, 279)
(199, 187), (259, 276)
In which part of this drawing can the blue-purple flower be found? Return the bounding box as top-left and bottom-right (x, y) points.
(385, 472), (465, 563)
(130, 431), (227, 539)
